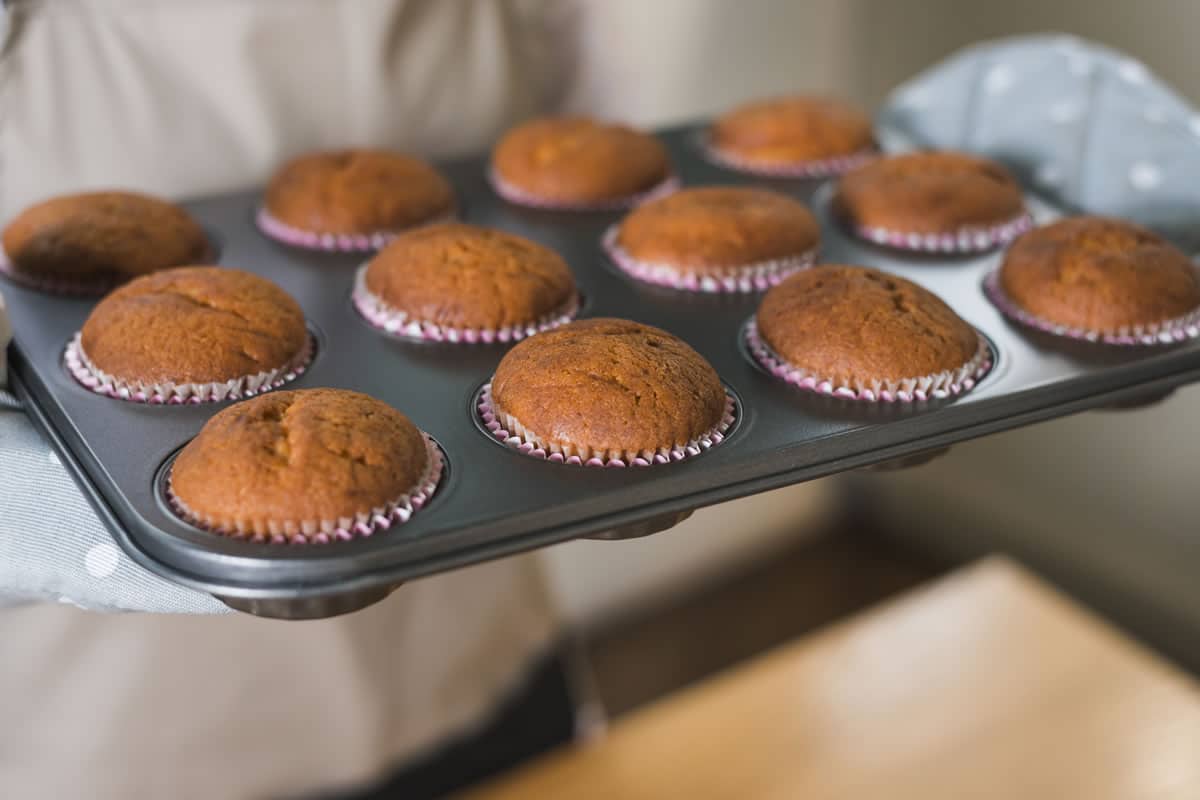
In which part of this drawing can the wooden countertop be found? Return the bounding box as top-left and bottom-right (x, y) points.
(461, 558), (1200, 800)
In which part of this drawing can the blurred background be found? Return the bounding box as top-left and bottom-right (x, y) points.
(535, 0), (1200, 713)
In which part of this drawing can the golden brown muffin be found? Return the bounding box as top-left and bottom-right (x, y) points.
(80, 267), (308, 386)
(756, 265), (980, 386)
(614, 186), (819, 274)
(361, 223), (576, 331)
(263, 149), (454, 235)
(998, 216), (1200, 334)
(491, 116), (671, 205)
(711, 95), (875, 167)
(833, 151), (1026, 244)
(491, 318), (726, 458)
(1, 191), (209, 290)
(170, 388), (432, 538)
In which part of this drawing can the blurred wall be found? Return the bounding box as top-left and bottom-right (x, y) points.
(843, 0), (1200, 106)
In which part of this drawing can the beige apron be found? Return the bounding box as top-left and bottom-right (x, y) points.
(0, 1), (566, 797)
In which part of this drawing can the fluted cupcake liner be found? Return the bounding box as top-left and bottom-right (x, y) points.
(602, 226), (816, 293)
(850, 212), (1034, 254)
(698, 133), (877, 178)
(477, 384), (736, 467)
(351, 266), (581, 344)
(165, 433), (444, 544)
(984, 270), (1200, 346)
(65, 332), (314, 404)
(488, 169), (680, 212)
(0, 249), (117, 296)
(745, 319), (992, 402)
(255, 207), (457, 253)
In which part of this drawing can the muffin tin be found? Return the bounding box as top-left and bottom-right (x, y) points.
(8, 123), (1200, 619)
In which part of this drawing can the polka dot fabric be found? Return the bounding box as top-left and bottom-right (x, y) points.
(0, 384), (225, 611)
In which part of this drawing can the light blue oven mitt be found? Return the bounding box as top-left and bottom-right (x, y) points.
(879, 33), (1200, 254)
(0, 288), (225, 612)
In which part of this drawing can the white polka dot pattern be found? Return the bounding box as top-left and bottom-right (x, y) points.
(1048, 101), (1083, 124)
(1129, 161), (1163, 191)
(1035, 163), (1064, 187)
(1143, 106), (1168, 125)
(84, 542), (120, 578)
(898, 87), (932, 110)
(984, 63), (1015, 95)
(1118, 59), (1149, 84)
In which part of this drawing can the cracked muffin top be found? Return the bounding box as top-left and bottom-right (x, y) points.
(491, 116), (671, 204)
(2, 191), (210, 288)
(756, 265), (979, 383)
(363, 223), (576, 329)
(171, 388), (428, 531)
(833, 151), (1025, 235)
(264, 149), (454, 235)
(998, 216), (1200, 333)
(711, 95), (875, 166)
(491, 318), (726, 455)
(615, 186), (819, 271)
(80, 266), (308, 385)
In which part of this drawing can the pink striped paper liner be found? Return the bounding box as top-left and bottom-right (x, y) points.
(65, 332), (314, 404)
(255, 207), (457, 253)
(165, 433), (443, 544)
(477, 384), (736, 467)
(745, 319), (991, 403)
(352, 265), (580, 344)
(984, 269), (1200, 346)
(698, 132), (877, 178)
(489, 169), (680, 211)
(848, 212), (1035, 254)
(603, 226), (817, 293)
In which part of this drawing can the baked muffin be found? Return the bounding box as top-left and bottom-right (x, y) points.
(833, 151), (1031, 253)
(750, 265), (989, 401)
(481, 318), (733, 466)
(708, 95), (876, 176)
(259, 149), (455, 251)
(67, 266), (311, 403)
(606, 186), (819, 292)
(355, 223), (578, 342)
(1, 191), (209, 294)
(491, 116), (673, 209)
(168, 388), (441, 543)
(991, 216), (1200, 344)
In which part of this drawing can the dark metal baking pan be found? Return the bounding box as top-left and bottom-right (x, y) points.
(7, 124), (1200, 619)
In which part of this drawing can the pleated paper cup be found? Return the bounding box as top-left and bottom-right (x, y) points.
(256, 207), (457, 253)
(603, 226), (817, 294)
(489, 169), (680, 212)
(745, 319), (992, 403)
(699, 132), (877, 179)
(352, 265), (580, 344)
(984, 269), (1200, 346)
(65, 332), (314, 404)
(166, 434), (444, 544)
(849, 212), (1034, 255)
(477, 383), (736, 467)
